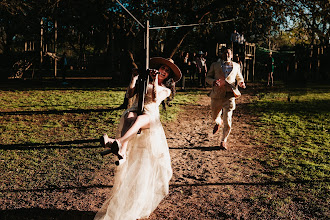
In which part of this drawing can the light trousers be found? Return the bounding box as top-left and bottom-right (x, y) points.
(211, 93), (236, 142)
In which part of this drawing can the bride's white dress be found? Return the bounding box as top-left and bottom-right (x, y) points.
(94, 84), (172, 220)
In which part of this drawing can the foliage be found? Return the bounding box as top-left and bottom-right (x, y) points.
(0, 1), (328, 74)
(288, 0), (329, 45)
(266, 0), (329, 49)
(272, 25), (312, 49)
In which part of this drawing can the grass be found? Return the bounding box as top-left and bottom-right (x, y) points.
(249, 83), (330, 217)
(0, 86), (201, 191)
(250, 84), (329, 181)
(1, 81), (329, 218)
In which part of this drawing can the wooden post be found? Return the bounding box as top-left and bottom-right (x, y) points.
(252, 44), (256, 82)
(54, 19), (58, 77)
(216, 43), (218, 57)
(317, 46), (321, 71)
(309, 45), (313, 74)
(40, 18), (43, 64)
(244, 43), (248, 81)
(246, 59), (250, 82)
(294, 53), (298, 73)
(106, 23), (110, 53)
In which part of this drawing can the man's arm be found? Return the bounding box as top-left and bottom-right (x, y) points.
(236, 66), (246, 88)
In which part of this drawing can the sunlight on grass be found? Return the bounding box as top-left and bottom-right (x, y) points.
(0, 89), (125, 111)
(250, 84), (330, 182)
(0, 88), (202, 191)
(248, 83), (330, 217)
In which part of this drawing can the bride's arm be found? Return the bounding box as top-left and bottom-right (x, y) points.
(152, 74), (158, 101)
(152, 75), (171, 103)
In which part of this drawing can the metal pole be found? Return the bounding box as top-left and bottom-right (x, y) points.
(115, 0), (145, 28)
(146, 20), (149, 70)
(149, 19), (234, 30)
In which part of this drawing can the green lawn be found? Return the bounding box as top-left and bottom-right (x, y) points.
(0, 86), (201, 191)
(248, 83), (330, 217)
(0, 83), (329, 218)
(250, 84), (329, 181)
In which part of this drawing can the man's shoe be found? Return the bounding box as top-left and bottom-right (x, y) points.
(220, 142), (228, 150)
(213, 124), (220, 134)
(213, 120), (222, 134)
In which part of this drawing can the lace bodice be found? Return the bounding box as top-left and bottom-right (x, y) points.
(131, 83), (171, 115)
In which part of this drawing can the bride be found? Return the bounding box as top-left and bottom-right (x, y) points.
(94, 57), (181, 220)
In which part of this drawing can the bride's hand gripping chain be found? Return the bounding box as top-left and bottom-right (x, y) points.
(152, 73), (158, 101)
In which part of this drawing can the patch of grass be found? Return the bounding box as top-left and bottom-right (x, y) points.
(160, 90), (204, 121)
(0, 87), (203, 191)
(251, 85), (330, 180)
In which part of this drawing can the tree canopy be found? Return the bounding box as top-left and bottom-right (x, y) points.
(0, 0), (328, 63)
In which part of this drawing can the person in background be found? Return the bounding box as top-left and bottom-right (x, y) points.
(233, 54), (243, 78)
(196, 51), (208, 88)
(230, 29), (240, 54)
(238, 31), (245, 54)
(181, 52), (189, 90)
(60, 52), (68, 85)
(189, 52), (198, 85)
(266, 52), (275, 86)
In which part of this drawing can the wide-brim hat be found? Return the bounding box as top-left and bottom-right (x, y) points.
(149, 57), (182, 82)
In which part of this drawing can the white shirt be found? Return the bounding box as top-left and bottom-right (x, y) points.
(238, 34), (245, 44)
(230, 32), (239, 42)
(222, 61), (233, 78)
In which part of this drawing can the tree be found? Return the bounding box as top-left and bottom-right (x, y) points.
(0, 0), (31, 55)
(1, 0), (328, 74)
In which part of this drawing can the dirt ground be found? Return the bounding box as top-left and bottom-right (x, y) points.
(1, 85), (314, 219)
(148, 88), (273, 219)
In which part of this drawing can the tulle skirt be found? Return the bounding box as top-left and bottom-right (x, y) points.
(94, 106), (172, 220)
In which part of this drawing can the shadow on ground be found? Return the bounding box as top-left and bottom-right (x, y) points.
(0, 208), (95, 220)
(1, 139), (101, 150)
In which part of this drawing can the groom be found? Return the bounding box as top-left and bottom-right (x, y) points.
(206, 47), (246, 150)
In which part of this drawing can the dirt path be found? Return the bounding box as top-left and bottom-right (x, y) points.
(89, 88), (271, 219)
(144, 90), (271, 219)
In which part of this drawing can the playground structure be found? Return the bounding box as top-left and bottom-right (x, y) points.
(11, 56), (35, 79)
(242, 42), (256, 81)
(9, 18), (60, 79)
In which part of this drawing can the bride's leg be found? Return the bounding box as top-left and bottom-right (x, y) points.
(121, 111), (138, 137)
(117, 114), (150, 155)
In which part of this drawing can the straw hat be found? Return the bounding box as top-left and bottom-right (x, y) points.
(149, 57), (182, 82)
